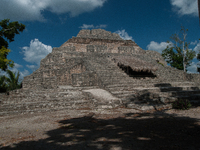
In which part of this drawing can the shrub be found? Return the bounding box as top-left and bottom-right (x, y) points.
(172, 99), (192, 110)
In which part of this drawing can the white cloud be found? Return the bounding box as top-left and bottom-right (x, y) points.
(14, 63), (23, 69)
(193, 41), (200, 54)
(22, 39), (52, 69)
(170, 0), (198, 16)
(0, 0), (106, 21)
(79, 24), (107, 29)
(115, 30), (133, 41)
(79, 24), (95, 29)
(191, 40), (198, 45)
(147, 41), (171, 53)
(187, 61), (199, 73)
(26, 65), (38, 72)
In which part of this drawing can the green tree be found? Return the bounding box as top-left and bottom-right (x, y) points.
(0, 46), (14, 70)
(0, 19), (25, 71)
(0, 75), (7, 93)
(162, 27), (196, 72)
(5, 70), (21, 91)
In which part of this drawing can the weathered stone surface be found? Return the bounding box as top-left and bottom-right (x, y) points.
(76, 29), (122, 40)
(1, 29), (200, 115)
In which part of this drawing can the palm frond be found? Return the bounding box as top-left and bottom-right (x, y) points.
(0, 75), (7, 92)
(6, 70), (15, 82)
(5, 70), (21, 91)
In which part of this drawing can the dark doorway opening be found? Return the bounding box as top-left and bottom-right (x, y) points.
(118, 64), (156, 79)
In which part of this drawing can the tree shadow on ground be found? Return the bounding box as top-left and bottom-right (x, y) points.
(1, 110), (200, 150)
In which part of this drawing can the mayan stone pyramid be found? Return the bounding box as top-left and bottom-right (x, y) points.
(1, 29), (200, 115)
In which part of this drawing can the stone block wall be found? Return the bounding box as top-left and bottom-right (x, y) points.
(22, 51), (102, 89)
(77, 29), (122, 40)
(86, 45), (108, 53)
(72, 72), (98, 86)
(118, 46), (144, 54)
(61, 38), (143, 55)
(144, 50), (167, 66)
(185, 73), (200, 83)
(23, 67), (49, 89)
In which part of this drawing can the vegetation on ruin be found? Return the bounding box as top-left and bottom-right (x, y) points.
(172, 99), (192, 110)
(162, 27), (196, 72)
(157, 61), (164, 66)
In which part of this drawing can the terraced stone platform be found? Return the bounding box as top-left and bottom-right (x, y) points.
(1, 29), (200, 115)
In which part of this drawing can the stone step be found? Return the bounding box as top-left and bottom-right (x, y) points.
(106, 82), (198, 90)
(0, 97), (123, 116)
(190, 99), (200, 105)
(100, 78), (134, 84)
(125, 103), (172, 111)
(0, 98), (96, 116)
(0, 105), (80, 116)
(157, 90), (200, 97)
(96, 71), (127, 75)
(158, 95), (200, 105)
(58, 85), (99, 90)
(1, 96), (91, 104)
(154, 82), (197, 87)
(130, 86), (200, 93)
(1, 95), (87, 104)
(110, 90), (135, 96)
(92, 64), (118, 69)
(1, 86), (100, 102)
(1, 91), (86, 104)
(110, 87), (200, 98)
(123, 93), (200, 111)
(176, 94), (200, 101)
(97, 76), (129, 80)
(105, 80), (141, 85)
(124, 91), (200, 104)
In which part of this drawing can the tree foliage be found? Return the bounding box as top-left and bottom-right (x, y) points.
(161, 27), (196, 71)
(6, 70), (21, 91)
(0, 19), (25, 71)
(0, 75), (7, 92)
(0, 19), (25, 48)
(0, 70), (21, 93)
(0, 46), (14, 70)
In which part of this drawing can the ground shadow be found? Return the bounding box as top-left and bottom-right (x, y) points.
(1, 110), (200, 150)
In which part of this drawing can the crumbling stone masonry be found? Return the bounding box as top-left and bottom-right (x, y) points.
(1, 29), (200, 115)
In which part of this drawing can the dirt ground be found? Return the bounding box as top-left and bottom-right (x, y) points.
(0, 106), (200, 150)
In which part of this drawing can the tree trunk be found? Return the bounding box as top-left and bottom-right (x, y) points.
(183, 42), (186, 72)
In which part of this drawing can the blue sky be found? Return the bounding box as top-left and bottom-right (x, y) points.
(0, 0), (200, 79)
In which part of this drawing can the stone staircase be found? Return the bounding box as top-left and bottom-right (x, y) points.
(1, 53), (200, 115)
(87, 55), (136, 87)
(0, 86), (100, 116)
(85, 54), (200, 110)
(105, 81), (200, 110)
